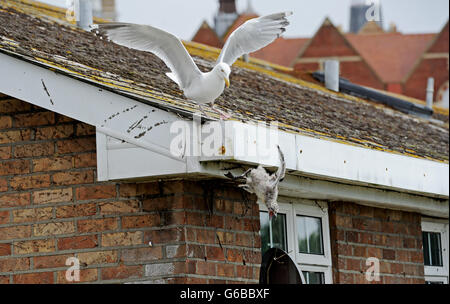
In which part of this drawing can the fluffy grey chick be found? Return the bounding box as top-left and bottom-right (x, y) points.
(225, 146), (285, 220)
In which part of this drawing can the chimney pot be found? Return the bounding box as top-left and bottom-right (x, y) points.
(77, 0), (93, 31)
(426, 77), (434, 109)
(219, 0), (237, 14)
(325, 60), (340, 92)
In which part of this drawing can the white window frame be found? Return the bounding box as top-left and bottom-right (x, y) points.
(421, 220), (449, 284)
(259, 198), (333, 284)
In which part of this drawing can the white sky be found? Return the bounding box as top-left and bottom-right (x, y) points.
(40, 0), (449, 40)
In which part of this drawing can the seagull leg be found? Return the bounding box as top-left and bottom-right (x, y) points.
(197, 104), (210, 118)
(211, 106), (231, 120)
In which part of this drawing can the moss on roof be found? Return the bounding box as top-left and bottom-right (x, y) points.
(0, 2), (448, 162)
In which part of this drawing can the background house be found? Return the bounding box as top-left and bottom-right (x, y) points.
(192, 0), (449, 108)
(0, 0), (448, 284)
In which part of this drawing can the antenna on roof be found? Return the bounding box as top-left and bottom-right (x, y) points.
(77, 0), (93, 31)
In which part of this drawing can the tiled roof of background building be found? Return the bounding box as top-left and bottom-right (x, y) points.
(252, 37), (309, 67)
(346, 33), (435, 83)
(194, 13), (446, 86)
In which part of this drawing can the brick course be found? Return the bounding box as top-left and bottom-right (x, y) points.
(1, 95), (431, 285)
(0, 96), (260, 284)
(329, 202), (425, 284)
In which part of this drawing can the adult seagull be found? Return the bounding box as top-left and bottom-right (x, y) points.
(92, 12), (293, 119)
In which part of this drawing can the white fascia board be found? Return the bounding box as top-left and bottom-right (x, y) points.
(96, 132), (188, 181)
(198, 162), (449, 218)
(199, 120), (449, 198)
(0, 51), (187, 180)
(1, 51), (448, 201)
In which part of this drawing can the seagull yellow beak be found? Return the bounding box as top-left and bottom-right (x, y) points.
(224, 77), (230, 88)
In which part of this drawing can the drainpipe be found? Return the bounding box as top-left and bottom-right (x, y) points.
(77, 0), (93, 31)
(426, 77), (434, 110)
(324, 60), (340, 92)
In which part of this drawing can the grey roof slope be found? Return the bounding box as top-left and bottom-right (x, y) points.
(0, 3), (448, 162)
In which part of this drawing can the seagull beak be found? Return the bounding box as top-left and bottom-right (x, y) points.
(224, 77), (230, 88)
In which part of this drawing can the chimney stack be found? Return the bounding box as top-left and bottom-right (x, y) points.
(219, 0), (237, 14)
(77, 0), (93, 31)
(426, 77), (435, 109)
(215, 0), (238, 38)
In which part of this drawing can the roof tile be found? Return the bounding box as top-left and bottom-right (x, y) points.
(0, 2), (448, 162)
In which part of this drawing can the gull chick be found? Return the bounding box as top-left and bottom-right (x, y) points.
(226, 146), (286, 220)
(92, 12), (292, 119)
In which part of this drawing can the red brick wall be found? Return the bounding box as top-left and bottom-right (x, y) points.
(404, 58), (449, 102)
(293, 62), (320, 72)
(0, 94), (260, 284)
(340, 61), (384, 90)
(329, 202), (425, 284)
(386, 83), (403, 95)
(428, 22), (449, 54)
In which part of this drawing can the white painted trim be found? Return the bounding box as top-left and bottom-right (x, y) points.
(96, 125), (184, 162)
(259, 199), (333, 284)
(0, 51), (186, 166)
(425, 276), (448, 284)
(299, 264), (333, 284)
(0, 51), (448, 217)
(259, 203), (307, 284)
(422, 53), (449, 60)
(295, 56), (362, 64)
(200, 162), (448, 218)
(95, 131), (109, 181)
(422, 220), (449, 282)
(292, 201), (332, 267)
(200, 120), (449, 198)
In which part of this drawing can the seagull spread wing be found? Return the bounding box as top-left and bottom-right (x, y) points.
(217, 12), (292, 66)
(92, 23), (201, 89)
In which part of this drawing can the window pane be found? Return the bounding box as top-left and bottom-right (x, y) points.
(297, 215), (324, 255)
(422, 232), (443, 266)
(260, 211), (287, 257)
(426, 281), (444, 284)
(302, 271), (325, 284)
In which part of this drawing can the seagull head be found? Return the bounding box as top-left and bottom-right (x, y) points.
(215, 62), (231, 88)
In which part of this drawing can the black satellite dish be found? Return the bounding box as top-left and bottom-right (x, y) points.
(259, 248), (303, 284)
